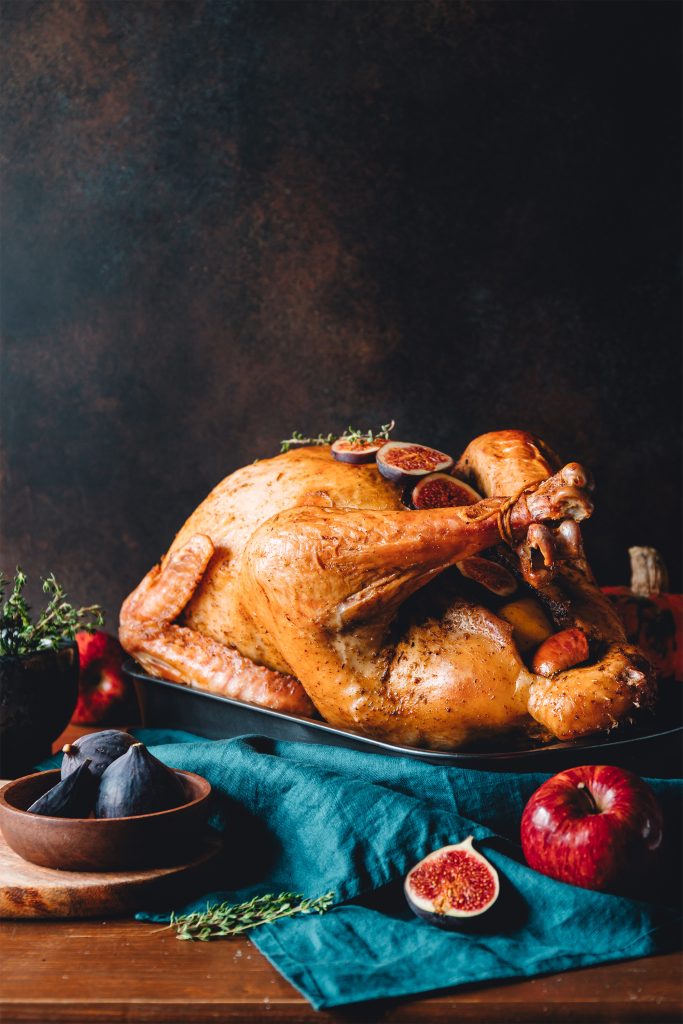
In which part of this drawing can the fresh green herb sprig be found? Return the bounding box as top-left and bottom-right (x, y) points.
(280, 430), (337, 453)
(280, 420), (395, 454)
(0, 569), (104, 657)
(170, 890), (335, 942)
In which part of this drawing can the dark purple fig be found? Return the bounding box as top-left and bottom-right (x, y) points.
(95, 742), (187, 818)
(456, 557), (518, 597)
(27, 760), (97, 818)
(411, 473), (481, 509)
(331, 438), (383, 464)
(61, 729), (136, 780)
(376, 441), (454, 484)
(404, 837), (500, 929)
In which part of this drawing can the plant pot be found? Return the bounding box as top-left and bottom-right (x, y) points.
(0, 643), (79, 777)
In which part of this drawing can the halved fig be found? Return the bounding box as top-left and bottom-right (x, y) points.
(376, 441), (454, 484)
(532, 627), (589, 677)
(331, 437), (383, 464)
(405, 836), (500, 928)
(456, 557), (517, 597)
(411, 473), (481, 510)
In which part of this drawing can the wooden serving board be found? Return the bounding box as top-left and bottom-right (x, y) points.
(0, 828), (221, 919)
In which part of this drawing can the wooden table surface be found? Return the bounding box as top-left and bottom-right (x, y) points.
(1, 918), (680, 1024)
(0, 727), (681, 1024)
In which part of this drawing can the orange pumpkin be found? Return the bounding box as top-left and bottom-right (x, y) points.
(603, 547), (683, 682)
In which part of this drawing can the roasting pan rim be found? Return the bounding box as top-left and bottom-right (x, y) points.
(124, 660), (682, 768)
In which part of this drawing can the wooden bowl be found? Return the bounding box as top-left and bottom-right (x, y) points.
(0, 769), (212, 871)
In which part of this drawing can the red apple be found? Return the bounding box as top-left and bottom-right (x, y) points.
(72, 631), (138, 726)
(521, 765), (663, 895)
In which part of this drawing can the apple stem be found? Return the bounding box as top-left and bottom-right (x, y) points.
(576, 781), (599, 814)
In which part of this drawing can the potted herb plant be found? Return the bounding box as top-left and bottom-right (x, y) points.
(0, 570), (103, 776)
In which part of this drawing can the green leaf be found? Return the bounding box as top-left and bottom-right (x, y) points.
(167, 891), (335, 941)
(0, 568), (104, 657)
(280, 420), (395, 453)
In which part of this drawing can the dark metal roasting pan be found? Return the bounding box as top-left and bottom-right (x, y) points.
(125, 661), (683, 777)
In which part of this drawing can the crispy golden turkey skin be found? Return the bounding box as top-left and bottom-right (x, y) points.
(120, 432), (655, 749)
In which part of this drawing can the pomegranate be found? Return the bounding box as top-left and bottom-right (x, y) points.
(376, 441), (454, 484)
(404, 836), (500, 928)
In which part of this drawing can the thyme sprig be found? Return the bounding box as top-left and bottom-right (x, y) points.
(170, 890), (335, 941)
(280, 431), (337, 453)
(280, 420), (395, 453)
(0, 569), (104, 657)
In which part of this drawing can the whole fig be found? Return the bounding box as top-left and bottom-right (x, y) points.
(95, 742), (186, 818)
(28, 760), (97, 818)
(61, 729), (136, 780)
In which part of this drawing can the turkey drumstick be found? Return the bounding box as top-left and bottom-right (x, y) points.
(457, 430), (655, 739)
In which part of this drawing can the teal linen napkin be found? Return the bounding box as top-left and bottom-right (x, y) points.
(43, 730), (681, 1009)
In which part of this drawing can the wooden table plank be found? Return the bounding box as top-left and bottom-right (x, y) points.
(0, 917), (681, 1023)
(0, 727), (679, 1022)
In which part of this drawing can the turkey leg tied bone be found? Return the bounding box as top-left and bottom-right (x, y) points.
(456, 431), (655, 739)
(236, 463), (593, 739)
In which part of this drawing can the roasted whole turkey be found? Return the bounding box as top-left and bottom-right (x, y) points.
(120, 430), (655, 749)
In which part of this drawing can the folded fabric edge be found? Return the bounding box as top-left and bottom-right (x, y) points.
(253, 915), (682, 1010)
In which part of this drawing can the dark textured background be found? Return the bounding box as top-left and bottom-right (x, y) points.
(1, 0), (681, 627)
